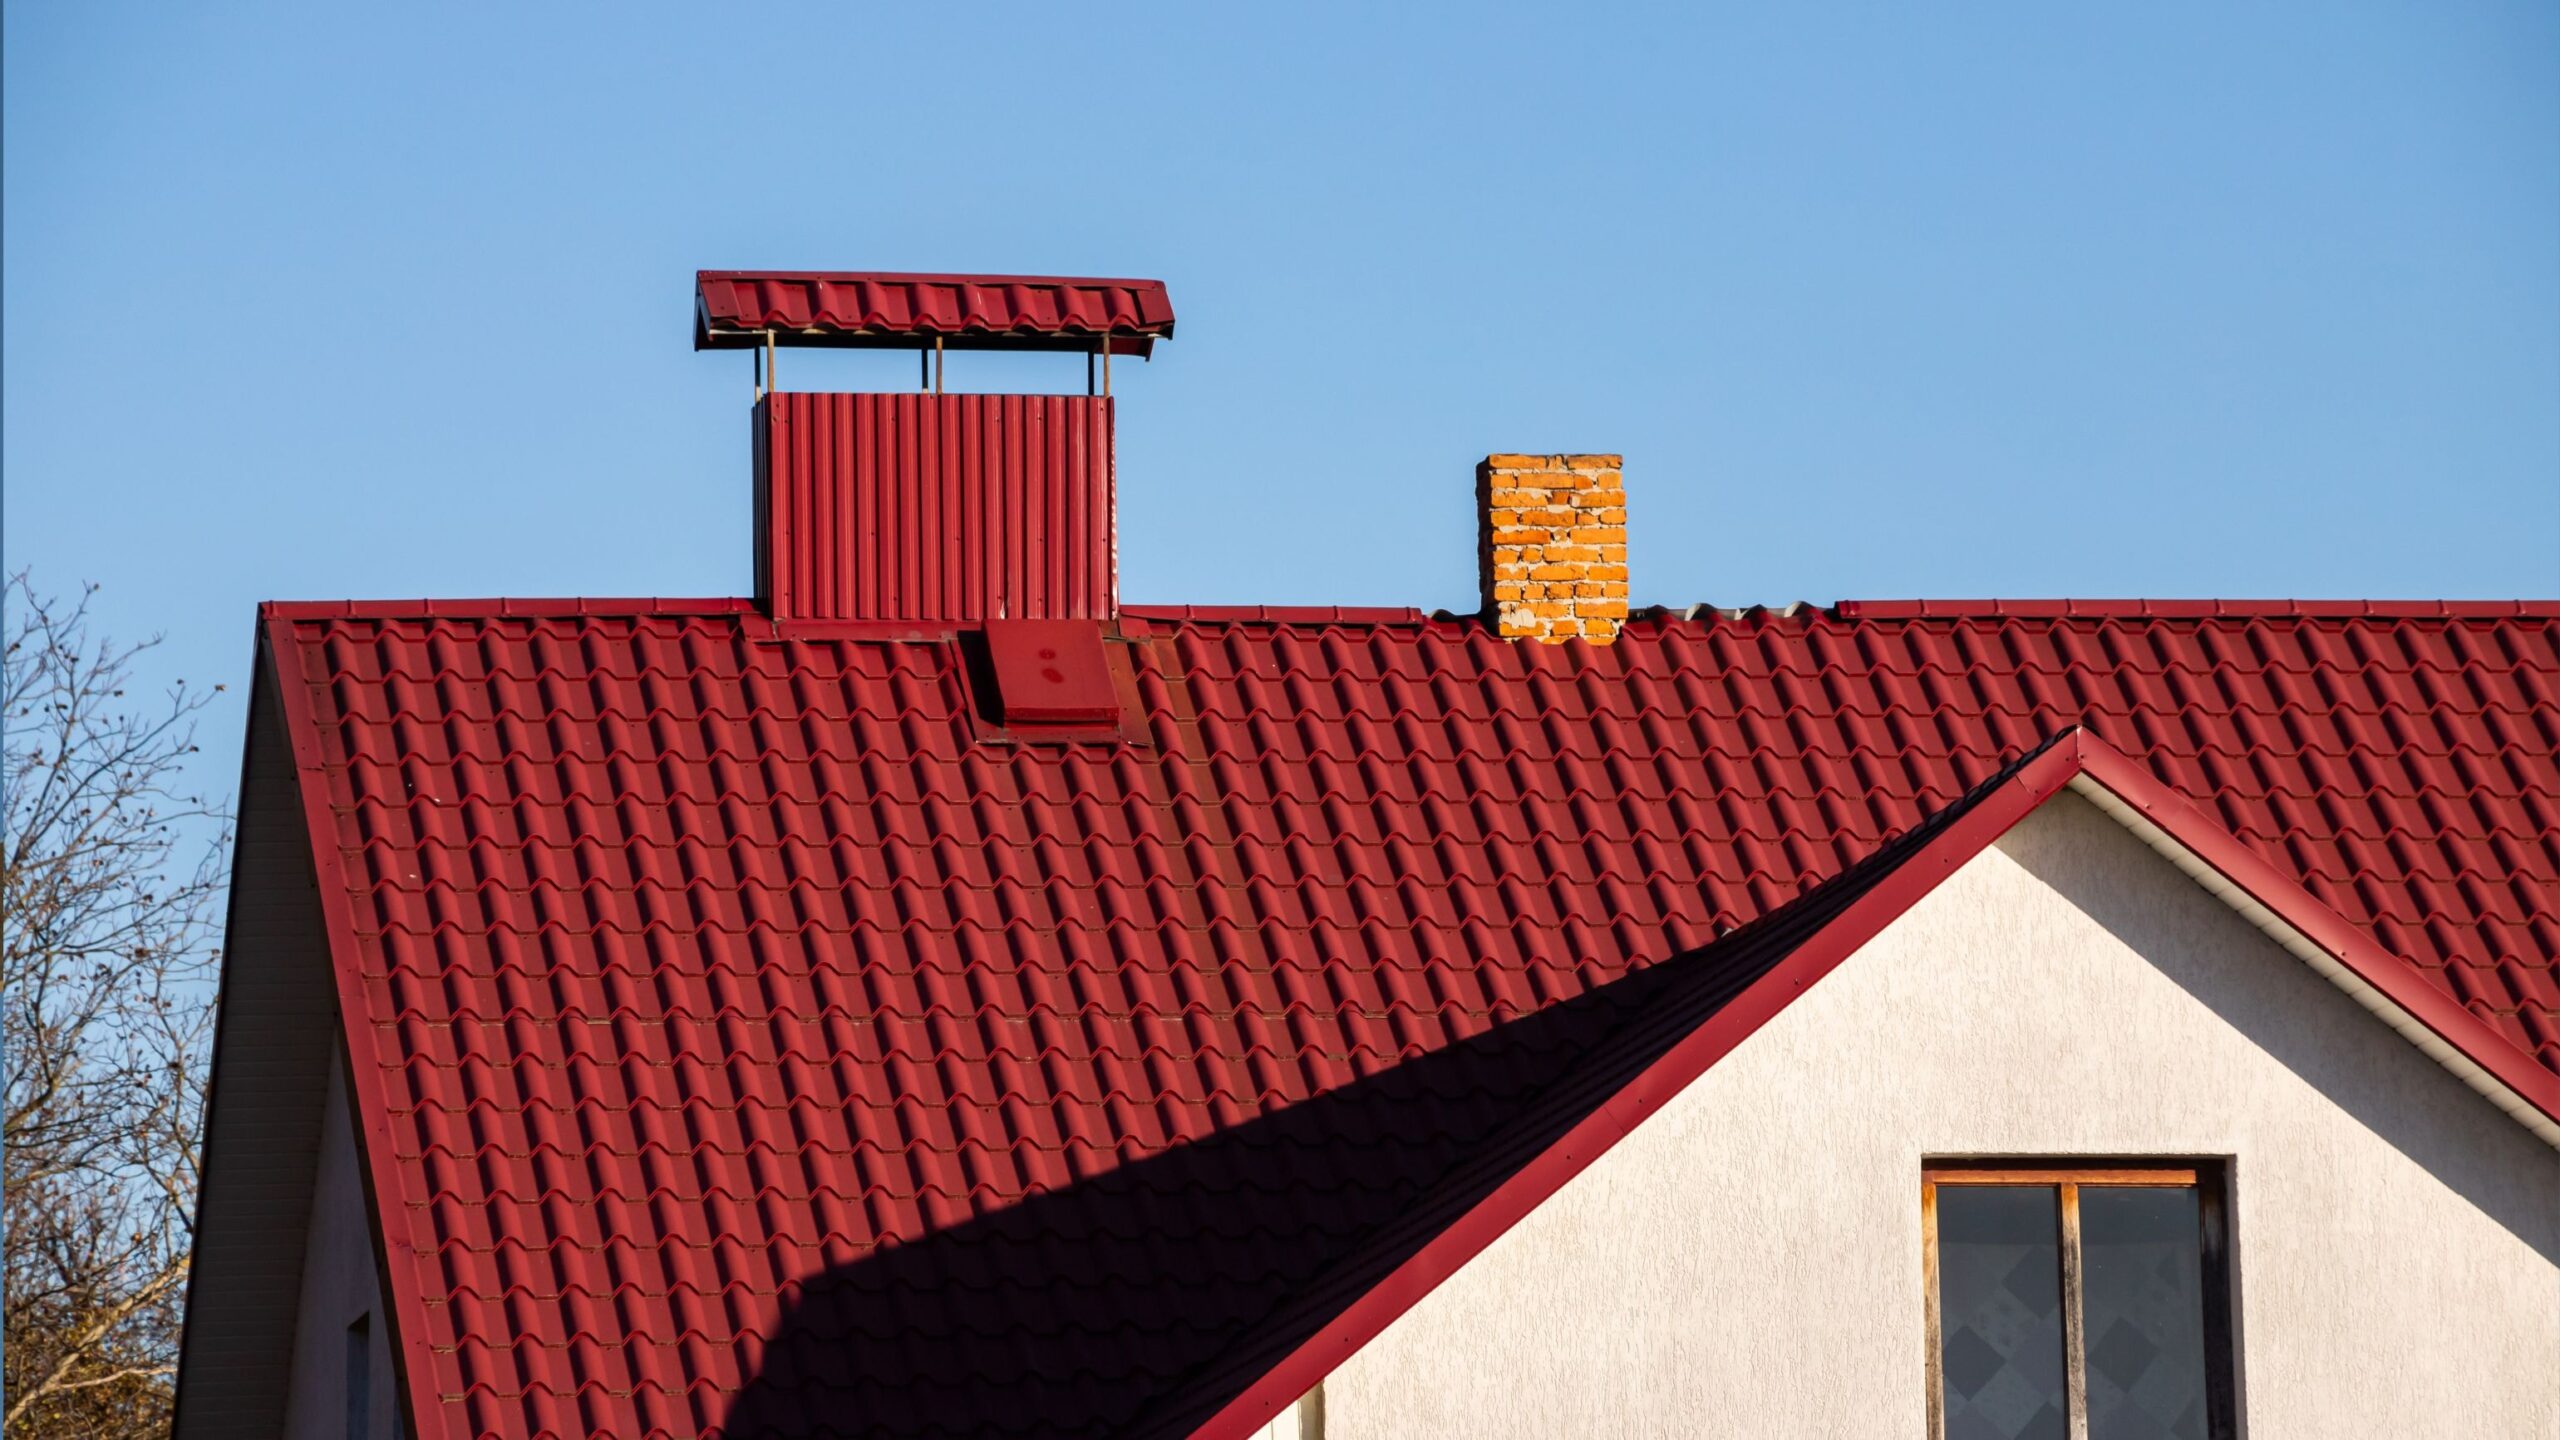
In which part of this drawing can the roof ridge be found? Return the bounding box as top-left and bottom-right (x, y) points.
(255, 596), (2560, 627)
(261, 597), (758, 621)
(1121, 604), (1440, 626)
(1826, 598), (2560, 620)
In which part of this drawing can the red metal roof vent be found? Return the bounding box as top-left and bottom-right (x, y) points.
(710, 271), (1173, 625)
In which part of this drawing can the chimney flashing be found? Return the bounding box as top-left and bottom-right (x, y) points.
(984, 619), (1120, 725)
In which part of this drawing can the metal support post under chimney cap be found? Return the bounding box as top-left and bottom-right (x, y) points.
(763, 329), (777, 396)
(1101, 333), (1111, 397)
(934, 336), (944, 397)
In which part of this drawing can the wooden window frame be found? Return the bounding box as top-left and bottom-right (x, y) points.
(1921, 1159), (2239, 1440)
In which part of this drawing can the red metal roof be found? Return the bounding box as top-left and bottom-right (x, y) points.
(696, 271), (1174, 353)
(244, 601), (2558, 1440)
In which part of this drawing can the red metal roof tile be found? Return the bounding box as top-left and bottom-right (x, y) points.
(251, 602), (2558, 1440)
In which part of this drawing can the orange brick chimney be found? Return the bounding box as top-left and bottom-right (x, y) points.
(1478, 453), (1628, 642)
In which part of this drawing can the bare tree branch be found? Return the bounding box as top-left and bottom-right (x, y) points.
(42, 1367), (181, 1396)
(4, 574), (228, 1440)
(4, 1259), (191, 1429)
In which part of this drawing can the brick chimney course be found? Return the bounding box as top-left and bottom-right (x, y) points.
(1478, 453), (1629, 643)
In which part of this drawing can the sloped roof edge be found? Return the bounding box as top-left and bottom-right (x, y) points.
(2059, 747), (2560, 1148)
(1186, 727), (2560, 1440)
(261, 617), (442, 1440)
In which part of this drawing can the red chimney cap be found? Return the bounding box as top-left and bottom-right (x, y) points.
(696, 271), (1174, 356)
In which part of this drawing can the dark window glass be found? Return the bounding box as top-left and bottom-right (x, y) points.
(2081, 1187), (2210, 1440)
(346, 1313), (371, 1440)
(1935, 1186), (2068, 1440)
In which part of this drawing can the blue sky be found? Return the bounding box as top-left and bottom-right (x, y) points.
(5, 3), (2556, 783)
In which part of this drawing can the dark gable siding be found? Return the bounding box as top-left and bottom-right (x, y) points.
(171, 649), (360, 1439)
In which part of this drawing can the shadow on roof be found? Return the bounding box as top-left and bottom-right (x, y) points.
(712, 778), (1993, 1440)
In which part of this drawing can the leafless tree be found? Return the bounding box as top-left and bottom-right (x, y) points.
(3, 575), (229, 1439)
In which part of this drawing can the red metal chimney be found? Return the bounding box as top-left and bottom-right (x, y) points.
(696, 271), (1175, 624)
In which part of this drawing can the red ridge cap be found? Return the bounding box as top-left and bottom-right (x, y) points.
(1120, 605), (1438, 626)
(260, 599), (1444, 628)
(1833, 598), (2560, 620)
(253, 597), (2560, 626)
(259, 597), (759, 622)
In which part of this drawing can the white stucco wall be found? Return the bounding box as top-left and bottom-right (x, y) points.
(1322, 793), (2560, 1438)
(279, 1049), (399, 1440)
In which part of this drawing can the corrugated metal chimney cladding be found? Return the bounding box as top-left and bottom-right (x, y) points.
(756, 393), (1114, 623)
(709, 270), (1171, 625)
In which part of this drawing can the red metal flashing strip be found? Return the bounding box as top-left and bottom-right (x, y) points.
(1186, 727), (2559, 1440)
(744, 618), (964, 643)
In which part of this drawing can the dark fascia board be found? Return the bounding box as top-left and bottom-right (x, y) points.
(171, 637), (357, 1438)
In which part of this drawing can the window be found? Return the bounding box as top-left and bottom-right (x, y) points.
(1922, 1163), (2236, 1440)
(346, 1313), (372, 1440)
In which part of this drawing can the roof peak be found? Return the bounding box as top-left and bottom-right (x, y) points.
(1825, 598), (2556, 620)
